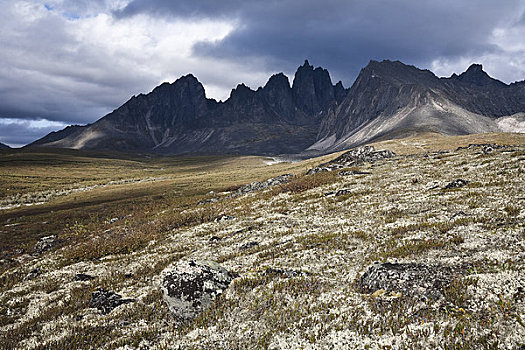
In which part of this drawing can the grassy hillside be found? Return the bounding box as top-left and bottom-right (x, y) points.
(0, 133), (524, 349)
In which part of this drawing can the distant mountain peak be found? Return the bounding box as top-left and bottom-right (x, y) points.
(264, 73), (291, 90)
(28, 59), (524, 156)
(455, 63), (505, 86)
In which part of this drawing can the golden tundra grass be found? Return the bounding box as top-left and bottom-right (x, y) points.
(0, 132), (524, 349)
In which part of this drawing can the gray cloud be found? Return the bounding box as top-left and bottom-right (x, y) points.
(0, 119), (68, 148)
(1, 0), (525, 147)
(118, 0), (523, 86)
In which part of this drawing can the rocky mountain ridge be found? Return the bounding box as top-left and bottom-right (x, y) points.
(29, 60), (525, 155)
(30, 61), (347, 155)
(309, 60), (525, 153)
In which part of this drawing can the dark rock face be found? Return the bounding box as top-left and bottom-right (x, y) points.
(161, 260), (236, 322)
(89, 288), (134, 314)
(0, 142), (10, 149)
(307, 146), (395, 174)
(313, 60), (525, 153)
(28, 60), (525, 156)
(358, 262), (462, 301)
(452, 64), (506, 87)
(30, 62), (345, 155)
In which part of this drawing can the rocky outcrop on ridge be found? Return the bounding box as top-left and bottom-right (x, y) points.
(307, 145), (395, 174)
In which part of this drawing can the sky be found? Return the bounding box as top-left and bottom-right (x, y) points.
(1, 0), (525, 147)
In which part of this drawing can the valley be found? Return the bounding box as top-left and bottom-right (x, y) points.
(0, 133), (524, 349)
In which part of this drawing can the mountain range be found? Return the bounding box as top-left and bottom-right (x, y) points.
(29, 60), (525, 155)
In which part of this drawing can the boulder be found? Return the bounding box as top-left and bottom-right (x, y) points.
(75, 273), (94, 281)
(161, 260), (237, 323)
(358, 262), (462, 301)
(443, 179), (469, 190)
(33, 235), (58, 254)
(89, 288), (134, 314)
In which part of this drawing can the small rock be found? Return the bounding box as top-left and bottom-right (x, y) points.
(214, 215), (236, 222)
(240, 241), (259, 250)
(161, 260), (237, 323)
(24, 268), (40, 280)
(33, 235), (58, 254)
(264, 268), (306, 278)
(74, 273), (94, 281)
(209, 236), (221, 243)
(450, 211), (468, 220)
(338, 170), (372, 176)
(197, 197), (219, 206)
(89, 288), (134, 314)
(335, 189), (352, 196)
(443, 179), (469, 190)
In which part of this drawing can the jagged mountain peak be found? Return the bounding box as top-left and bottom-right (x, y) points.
(29, 59), (525, 156)
(454, 63), (506, 87)
(229, 83), (256, 100)
(358, 59), (438, 86)
(264, 73), (291, 90)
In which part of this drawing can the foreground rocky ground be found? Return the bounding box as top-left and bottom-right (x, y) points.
(1, 140), (524, 349)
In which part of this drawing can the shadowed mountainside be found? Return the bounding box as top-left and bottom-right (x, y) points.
(30, 61), (346, 155)
(309, 61), (525, 153)
(30, 60), (525, 155)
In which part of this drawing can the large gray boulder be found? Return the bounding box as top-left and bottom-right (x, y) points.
(161, 260), (236, 323)
(358, 262), (462, 301)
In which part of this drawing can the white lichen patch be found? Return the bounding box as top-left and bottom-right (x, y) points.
(1, 145), (524, 349)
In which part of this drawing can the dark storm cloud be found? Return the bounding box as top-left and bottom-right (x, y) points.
(117, 0), (522, 85)
(0, 119), (68, 148)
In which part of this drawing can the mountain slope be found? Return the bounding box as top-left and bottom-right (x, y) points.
(309, 60), (525, 153)
(30, 60), (525, 156)
(30, 61), (347, 155)
(0, 142), (10, 149)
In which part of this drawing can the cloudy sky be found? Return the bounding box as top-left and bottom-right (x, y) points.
(1, 0), (525, 147)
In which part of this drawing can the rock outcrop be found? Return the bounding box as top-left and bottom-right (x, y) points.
(33, 235), (58, 255)
(307, 146), (395, 174)
(89, 288), (134, 314)
(358, 262), (463, 301)
(161, 260), (237, 323)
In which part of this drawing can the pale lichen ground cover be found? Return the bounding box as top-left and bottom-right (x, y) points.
(1, 142), (524, 349)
